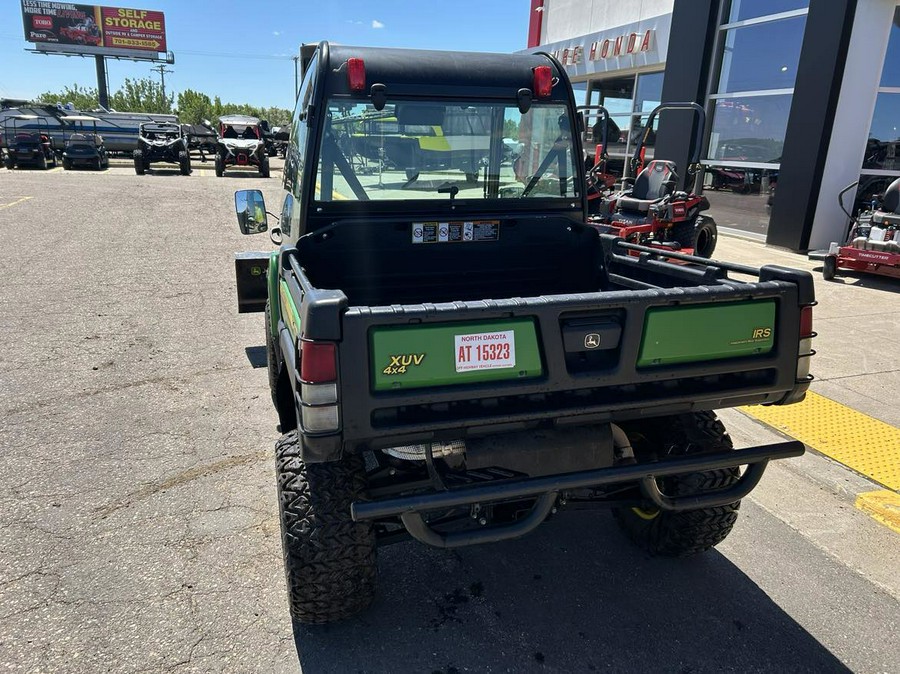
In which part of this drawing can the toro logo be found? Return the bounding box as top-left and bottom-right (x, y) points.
(32, 16), (53, 30)
(751, 327), (772, 339)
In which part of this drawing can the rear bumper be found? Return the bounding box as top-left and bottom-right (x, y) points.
(351, 440), (804, 547)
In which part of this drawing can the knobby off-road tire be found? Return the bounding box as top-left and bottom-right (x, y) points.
(613, 411), (740, 557)
(62, 158), (72, 171)
(215, 154), (224, 177)
(671, 215), (718, 258)
(179, 151), (191, 176)
(133, 149), (145, 175)
(275, 431), (376, 624)
(260, 155), (270, 178)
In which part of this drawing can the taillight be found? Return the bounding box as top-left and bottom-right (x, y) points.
(299, 340), (340, 433)
(347, 58), (366, 91)
(799, 305), (814, 338)
(796, 304), (816, 385)
(533, 65), (552, 98)
(300, 340), (336, 382)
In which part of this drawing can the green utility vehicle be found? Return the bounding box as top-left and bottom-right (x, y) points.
(233, 42), (816, 625)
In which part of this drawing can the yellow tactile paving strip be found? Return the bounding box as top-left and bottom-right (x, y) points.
(855, 491), (900, 534)
(742, 391), (900, 491)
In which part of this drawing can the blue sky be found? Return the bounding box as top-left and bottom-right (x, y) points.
(1, 0), (530, 110)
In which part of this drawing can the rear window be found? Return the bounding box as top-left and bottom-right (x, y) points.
(314, 99), (580, 202)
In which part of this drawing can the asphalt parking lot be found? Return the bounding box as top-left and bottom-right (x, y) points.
(1, 158), (898, 673)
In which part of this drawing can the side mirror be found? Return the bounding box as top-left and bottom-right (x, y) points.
(235, 189), (268, 235)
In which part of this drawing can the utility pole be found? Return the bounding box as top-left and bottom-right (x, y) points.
(151, 63), (174, 102)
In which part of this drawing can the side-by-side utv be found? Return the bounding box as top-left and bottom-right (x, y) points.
(3, 114), (58, 170)
(133, 122), (191, 175)
(215, 115), (270, 177)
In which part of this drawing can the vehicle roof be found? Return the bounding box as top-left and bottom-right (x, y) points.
(11, 114), (39, 120)
(318, 43), (568, 101)
(219, 115), (260, 125)
(61, 115), (99, 122)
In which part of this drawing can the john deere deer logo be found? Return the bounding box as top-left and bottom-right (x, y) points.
(584, 333), (601, 349)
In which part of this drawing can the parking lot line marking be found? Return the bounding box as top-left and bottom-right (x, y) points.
(48, 167), (64, 173)
(0, 196), (33, 210)
(742, 391), (900, 490)
(855, 490), (900, 534)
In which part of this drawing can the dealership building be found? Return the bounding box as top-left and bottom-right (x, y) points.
(527, 0), (900, 251)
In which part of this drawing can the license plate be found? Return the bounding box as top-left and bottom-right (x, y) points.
(454, 330), (516, 372)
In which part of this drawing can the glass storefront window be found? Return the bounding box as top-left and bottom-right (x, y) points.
(701, 166), (778, 236)
(863, 93), (900, 171)
(633, 72), (663, 113)
(717, 16), (805, 93)
(594, 76), (634, 116)
(707, 94), (792, 163)
(728, 0), (809, 23)
(880, 7), (900, 88)
(571, 82), (588, 106)
(629, 115), (660, 163)
(603, 114), (630, 155)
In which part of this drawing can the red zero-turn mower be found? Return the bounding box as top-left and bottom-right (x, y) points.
(809, 179), (900, 281)
(586, 102), (719, 258)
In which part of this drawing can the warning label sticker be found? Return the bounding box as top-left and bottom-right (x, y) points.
(454, 330), (516, 372)
(412, 221), (500, 244)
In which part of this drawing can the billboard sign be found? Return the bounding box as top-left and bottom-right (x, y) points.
(99, 6), (166, 52)
(21, 1), (166, 54)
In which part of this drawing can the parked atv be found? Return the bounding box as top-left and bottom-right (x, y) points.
(3, 114), (58, 170)
(215, 115), (270, 177)
(133, 122), (191, 175)
(586, 103), (718, 258)
(60, 114), (109, 170)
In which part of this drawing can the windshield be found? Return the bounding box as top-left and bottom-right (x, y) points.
(314, 99), (579, 202)
(143, 124), (179, 138)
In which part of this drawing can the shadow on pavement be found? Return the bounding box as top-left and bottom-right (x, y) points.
(292, 512), (850, 673)
(244, 345), (267, 368)
(811, 265), (900, 293)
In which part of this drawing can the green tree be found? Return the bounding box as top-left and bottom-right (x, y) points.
(176, 89), (214, 124)
(109, 77), (173, 114)
(36, 81), (290, 125)
(37, 83), (100, 110)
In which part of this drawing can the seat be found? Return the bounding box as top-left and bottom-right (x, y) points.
(871, 177), (900, 226)
(877, 176), (900, 213)
(616, 160), (678, 213)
